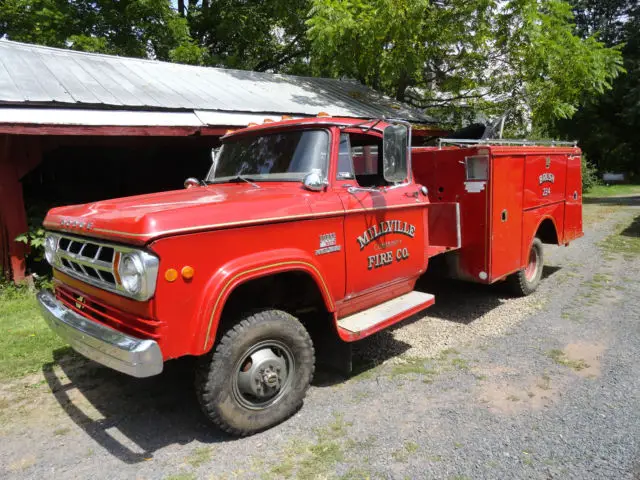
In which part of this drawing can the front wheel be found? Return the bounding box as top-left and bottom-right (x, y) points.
(507, 237), (544, 296)
(195, 309), (315, 436)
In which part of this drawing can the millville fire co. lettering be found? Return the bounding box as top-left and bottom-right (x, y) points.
(357, 220), (416, 250)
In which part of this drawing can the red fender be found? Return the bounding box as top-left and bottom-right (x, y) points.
(195, 248), (335, 353)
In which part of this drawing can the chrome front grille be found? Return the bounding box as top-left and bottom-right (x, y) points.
(52, 233), (140, 296)
(57, 236), (118, 286)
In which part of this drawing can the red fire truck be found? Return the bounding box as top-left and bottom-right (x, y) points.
(37, 115), (582, 436)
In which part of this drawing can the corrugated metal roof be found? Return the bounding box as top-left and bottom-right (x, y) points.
(0, 40), (433, 125)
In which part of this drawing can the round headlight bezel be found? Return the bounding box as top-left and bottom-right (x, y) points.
(44, 234), (58, 265)
(119, 253), (145, 295)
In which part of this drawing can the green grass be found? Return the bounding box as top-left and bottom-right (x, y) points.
(267, 413), (352, 479)
(0, 285), (73, 380)
(164, 474), (196, 480)
(598, 216), (640, 258)
(186, 446), (213, 468)
(584, 184), (640, 198)
(391, 441), (419, 462)
(390, 357), (439, 377)
(547, 349), (589, 371)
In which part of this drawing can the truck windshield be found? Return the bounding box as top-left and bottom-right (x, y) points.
(207, 129), (329, 183)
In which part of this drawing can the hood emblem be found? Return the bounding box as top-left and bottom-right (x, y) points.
(60, 219), (94, 231)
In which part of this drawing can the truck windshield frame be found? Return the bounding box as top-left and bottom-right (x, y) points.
(207, 129), (330, 184)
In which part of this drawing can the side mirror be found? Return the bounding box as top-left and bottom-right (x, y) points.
(383, 123), (409, 183)
(184, 177), (201, 189)
(302, 170), (326, 192)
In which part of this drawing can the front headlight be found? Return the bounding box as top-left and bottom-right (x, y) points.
(44, 234), (58, 265)
(118, 251), (159, 300)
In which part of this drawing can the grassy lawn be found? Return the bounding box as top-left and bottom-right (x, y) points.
(585, 184), (640, 198)
(0, 285), (71, 380)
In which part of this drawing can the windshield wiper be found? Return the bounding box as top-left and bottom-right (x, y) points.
(228, 175), (261, 189)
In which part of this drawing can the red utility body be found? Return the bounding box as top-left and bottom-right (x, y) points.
(413, 144), (583, 283)
(37, 116), (583, 435)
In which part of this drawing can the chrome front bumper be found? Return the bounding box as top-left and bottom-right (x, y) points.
(37, 290), (163, 378)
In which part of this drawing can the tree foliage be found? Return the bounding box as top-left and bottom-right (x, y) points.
(556, 1), (639, 176)
(186, 0), (312, 73)
(0, 0), (206, 63)
(308, 0), (624, 133)
(0, 0), (632, 155)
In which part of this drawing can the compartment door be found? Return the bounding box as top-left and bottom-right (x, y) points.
(563, 154), (583, 242)
(489, 154), (524, 281)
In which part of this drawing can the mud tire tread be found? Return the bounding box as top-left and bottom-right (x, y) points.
(195, 309), (314, 437)
(507, 237), (544, 296)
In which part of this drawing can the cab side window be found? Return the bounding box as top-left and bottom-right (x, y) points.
(336, 133), (388, 187)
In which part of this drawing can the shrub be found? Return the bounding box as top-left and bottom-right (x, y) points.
(581, 154), (601, 192)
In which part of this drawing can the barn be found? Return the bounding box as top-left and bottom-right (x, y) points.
(0, 40), (438, 282)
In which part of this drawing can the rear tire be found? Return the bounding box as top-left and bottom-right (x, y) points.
(508, 237), (544, 296)
(195, 309), (315, 436)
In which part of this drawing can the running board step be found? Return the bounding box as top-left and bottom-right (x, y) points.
(337, 291), (435, 340)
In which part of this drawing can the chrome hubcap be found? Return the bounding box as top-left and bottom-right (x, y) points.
(233, 340), (294, 410)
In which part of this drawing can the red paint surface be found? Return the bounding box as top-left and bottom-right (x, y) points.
(43, 118), (583, 360)
(0, 136), (28, 281)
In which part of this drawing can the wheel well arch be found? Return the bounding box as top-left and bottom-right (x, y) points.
(216, 270), (331, 341)
(535, 217), (560, 245)
(198, 259), (336, 353)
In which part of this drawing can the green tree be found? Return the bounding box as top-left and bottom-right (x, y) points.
(187, 0), (312, 73)
(556, 1), (639, 176)
(0, 0), (205, 64)
(307, 0), (624, 132)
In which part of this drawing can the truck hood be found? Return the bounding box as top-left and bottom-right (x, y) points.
(43, 183), (317, 245)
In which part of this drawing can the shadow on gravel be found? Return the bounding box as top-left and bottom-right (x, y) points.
(411, 265), (560, 326)
(583, 195), (640, 206)
(42, 351), (230, 464)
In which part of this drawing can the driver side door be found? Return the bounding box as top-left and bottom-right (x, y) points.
(335, 132), (427, 301)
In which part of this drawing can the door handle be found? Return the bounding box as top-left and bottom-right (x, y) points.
(501, 209), (508, 222)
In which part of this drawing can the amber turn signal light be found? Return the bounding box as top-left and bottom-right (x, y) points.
(165, 268), (178, 282)
(181, 266), (195, 280)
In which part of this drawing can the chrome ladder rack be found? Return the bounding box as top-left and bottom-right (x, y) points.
(435, 138), (578, 149)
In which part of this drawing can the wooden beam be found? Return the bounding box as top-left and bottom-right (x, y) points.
(0, 135), (29, 282)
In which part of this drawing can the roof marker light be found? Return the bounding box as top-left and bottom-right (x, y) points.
(281, 115), (293, 120)
(317, 111), (330, 117)
(263, 118), (274, 123)
(247, 122), (258, 127)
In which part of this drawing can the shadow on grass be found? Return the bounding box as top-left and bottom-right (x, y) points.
(620, 215), (640, 239)
(42, 352), (230, 465)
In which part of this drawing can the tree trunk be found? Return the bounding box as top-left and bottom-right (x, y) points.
(394, 73), (409, 102)
(177, 0), (185, 16)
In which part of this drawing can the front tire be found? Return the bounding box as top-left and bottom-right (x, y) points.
(507, 237), (544, 296)
(195, 309), (315, 436)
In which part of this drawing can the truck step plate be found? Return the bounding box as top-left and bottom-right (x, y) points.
(338, 291), (435, 334)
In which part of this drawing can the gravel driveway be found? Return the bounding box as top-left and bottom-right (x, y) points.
(1, 196), (639, 480)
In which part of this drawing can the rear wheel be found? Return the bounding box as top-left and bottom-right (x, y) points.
(195, 309), (314, 436)
(507, 237), (544, 296)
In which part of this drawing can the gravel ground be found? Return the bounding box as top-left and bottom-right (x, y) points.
(1, 197), (639, 480)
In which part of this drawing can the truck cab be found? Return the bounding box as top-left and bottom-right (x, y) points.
(37, 115), (582, 436)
